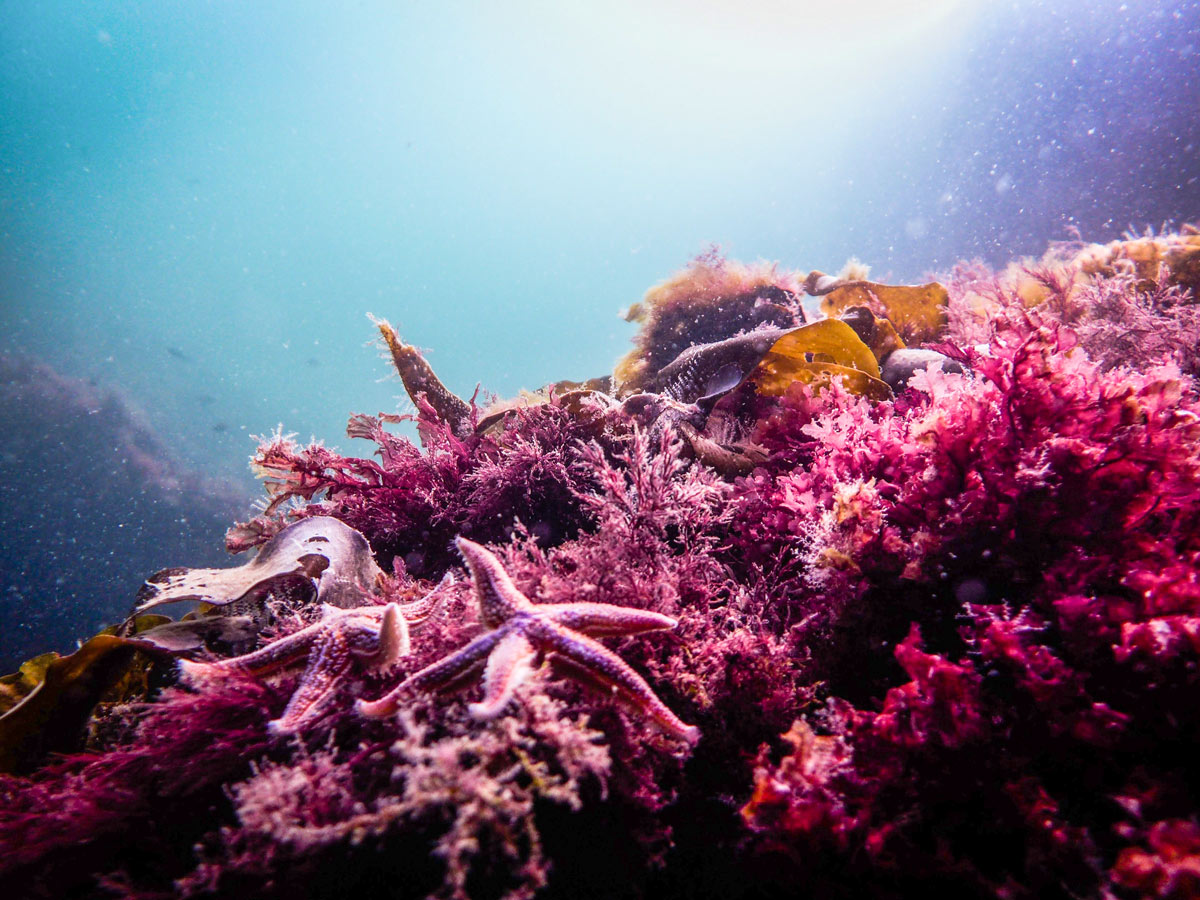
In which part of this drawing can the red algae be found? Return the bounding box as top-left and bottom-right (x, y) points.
(2, 233), (1199, 899)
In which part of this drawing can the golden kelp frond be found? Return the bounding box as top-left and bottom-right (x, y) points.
(0, 615), (170, 720)
(819, 281), (949, 345)
(755, 359), (893, 401)
(868, 316), (906, 363)
(836, 306), (907, 366)
(762, 319), (881, 374)
(0, 634), (158, 773)
(750, 319), (892, 401)
(0, 652), (58, 716)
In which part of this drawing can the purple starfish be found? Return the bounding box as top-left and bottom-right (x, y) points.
(359, 538), (700, 745)
(180, 599), (421, 734)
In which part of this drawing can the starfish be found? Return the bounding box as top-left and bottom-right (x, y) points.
(359, 538), (700, 745)
(180, 581), (446, 734)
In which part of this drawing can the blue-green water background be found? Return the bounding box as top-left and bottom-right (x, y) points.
(1, 1), (1198, 661)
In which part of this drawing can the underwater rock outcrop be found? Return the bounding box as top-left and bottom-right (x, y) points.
(1, 230), (1199, 900)
(0, 354), (247, 670)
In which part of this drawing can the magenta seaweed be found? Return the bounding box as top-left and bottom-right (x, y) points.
(2, 235), (1199, 899)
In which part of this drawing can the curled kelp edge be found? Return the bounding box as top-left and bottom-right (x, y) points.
(133, 516), (383, 617)
(0, 622), (174, 774)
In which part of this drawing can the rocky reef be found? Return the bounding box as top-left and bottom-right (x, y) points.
(0, 354), (247, 670)
(1, 227), (1198, 899)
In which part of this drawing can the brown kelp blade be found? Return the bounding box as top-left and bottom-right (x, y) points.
(836, 305), (907, 365)
(0, 633), (162, 773)
(373, 316), (472, 437)
(750, 318), (892, 400)
(819, 281), (949, 344)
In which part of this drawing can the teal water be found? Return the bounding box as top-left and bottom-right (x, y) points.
(4, 0), (1194, 482)
(1, 1), (1197, 662)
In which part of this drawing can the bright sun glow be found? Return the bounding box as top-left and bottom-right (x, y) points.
(519, 0), (981, 146)
(565, 0), (978, 73)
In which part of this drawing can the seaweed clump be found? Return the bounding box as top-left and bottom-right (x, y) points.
(1, 231), (1199, 900)
(614, 249), (807, 394)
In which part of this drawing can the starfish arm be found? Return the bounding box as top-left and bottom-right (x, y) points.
(455, 538), (533, 626)
(397, 571), (456, 630)
(534, 623), (700, 745)
(538, 602), (679, 638)
(176, 617), (325, 684)
(468, 632), (537, 721)
(177, 657), (224, 685)
(268, 627), (355, 734)
(356, 603), (410, 669)
(357, 628), (506, 718)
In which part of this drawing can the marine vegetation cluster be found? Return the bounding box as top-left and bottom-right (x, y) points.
(1, 226), (1199, 899)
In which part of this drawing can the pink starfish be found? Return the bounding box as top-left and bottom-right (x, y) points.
(180, 598), (425, 734)
(359, 538), (700, 745)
